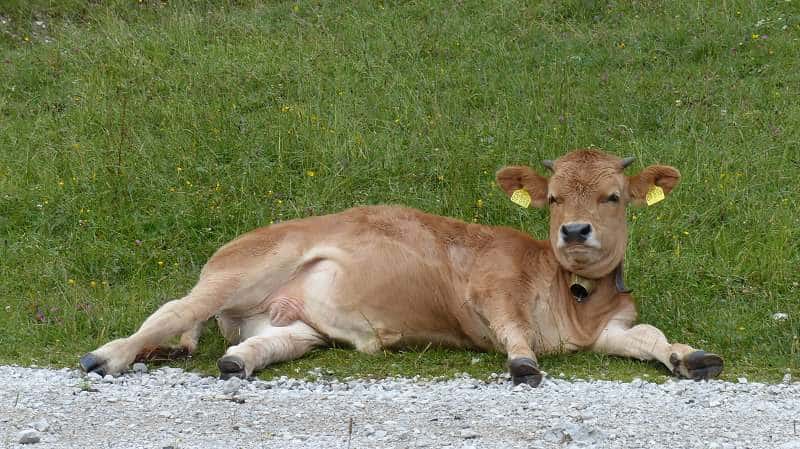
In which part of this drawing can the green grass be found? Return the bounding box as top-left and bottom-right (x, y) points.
(1, 0), (798, 383)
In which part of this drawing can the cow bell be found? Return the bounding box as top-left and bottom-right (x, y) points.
(569, 273), (596, 302)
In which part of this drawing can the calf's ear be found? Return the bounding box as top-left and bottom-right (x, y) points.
(627, 165), (681, 206)
(495, 166), (549, 208)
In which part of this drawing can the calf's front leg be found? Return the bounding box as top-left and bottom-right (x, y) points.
(592, 320), (723, 380)
(487, 319), (543, 387)
(476, 289), (544, 386)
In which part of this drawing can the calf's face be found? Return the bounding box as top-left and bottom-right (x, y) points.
(497, 149), (680, 278)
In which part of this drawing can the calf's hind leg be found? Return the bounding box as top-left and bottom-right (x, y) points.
(80, 275), (238, 376)
(592, 320), (723, 380)
(217, 321), (326, 379)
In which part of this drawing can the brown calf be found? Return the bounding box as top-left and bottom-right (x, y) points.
(80, 149), (723, 385)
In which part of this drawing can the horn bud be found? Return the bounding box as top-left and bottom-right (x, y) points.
(621, 157), (636, 169)
(542, 160), (554, 171)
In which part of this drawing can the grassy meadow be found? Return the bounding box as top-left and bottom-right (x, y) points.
(0, 0), (798, 382)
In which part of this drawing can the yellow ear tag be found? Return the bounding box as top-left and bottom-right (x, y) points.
(510, 189), (532, 208)
(645, 185), (665, 206)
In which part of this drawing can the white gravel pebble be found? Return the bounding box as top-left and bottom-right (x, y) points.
(221, 376), (242, 395)
(16, 429), (41, 444)
(459, 429), (480, 439)
(30, 419), (49, 432)
(0, 366), (798, 448)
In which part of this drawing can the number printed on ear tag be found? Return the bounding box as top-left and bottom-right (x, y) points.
(646, 185), (665, 206)
(511, 189), (532, 208)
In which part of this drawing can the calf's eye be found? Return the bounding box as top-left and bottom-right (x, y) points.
(606, 193), (620, 203)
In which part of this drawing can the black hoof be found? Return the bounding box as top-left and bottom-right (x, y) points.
(79, 353), (106, 376)
(685, 350), (724, 380)
(672, 350), (724, 380)
(218, 355), (246, 380)
(508, 357), (542, 387)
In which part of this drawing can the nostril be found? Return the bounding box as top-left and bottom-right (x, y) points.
(579, 224), (592, 236)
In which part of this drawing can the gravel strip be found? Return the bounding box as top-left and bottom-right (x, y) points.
(1, 365), (798, 448)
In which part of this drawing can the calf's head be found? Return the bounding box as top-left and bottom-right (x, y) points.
(496, 149), (680, 278)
